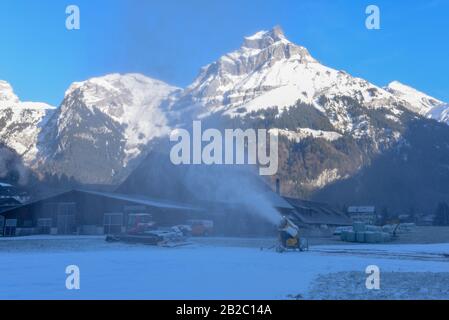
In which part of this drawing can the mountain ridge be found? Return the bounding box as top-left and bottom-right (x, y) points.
(1, 26), (448, 192)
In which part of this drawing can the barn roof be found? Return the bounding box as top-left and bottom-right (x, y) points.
(285, 198), (352, 226)
(0, 197), (21, 206)
(0, 189), (203, 216)
(0, 197), (22, 213)
(77, 190), (202, 211)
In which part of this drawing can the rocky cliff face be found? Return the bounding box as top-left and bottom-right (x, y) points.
(33, 73), (180, 184)
(0, 81), (55, 162)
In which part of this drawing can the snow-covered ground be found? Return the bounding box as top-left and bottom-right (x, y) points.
(309, 272), (449, 300)
(0, 236), (448, 300)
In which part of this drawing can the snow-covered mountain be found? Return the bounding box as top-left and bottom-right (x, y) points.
(385, 81), (449, 124)
(175, 27), (449, 133)
(428, 103), (449, 124)
(170, 27), (449, 194)
(1, 26), (448, 192)
(175, 27), (404, 132)
(385, 81), (445, 115)
(0, 80), (55, 160)
(31, 73), (180, 184)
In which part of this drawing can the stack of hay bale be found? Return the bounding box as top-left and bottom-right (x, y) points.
(341, 222), (392, 243)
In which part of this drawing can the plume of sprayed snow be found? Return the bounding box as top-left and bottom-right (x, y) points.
(183, 164), (282, 226)
(163, 112), (284, 227)
(0, 147), (29, 186)
(239, 186), (283, 225)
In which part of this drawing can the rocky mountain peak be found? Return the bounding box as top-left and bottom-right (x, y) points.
(241, 26), (313, 62)
(243, 26), (288, 49)
(175, 26), (318, 116)
(0, 80), (19, 103)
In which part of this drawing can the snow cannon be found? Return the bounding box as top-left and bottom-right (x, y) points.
(277, 217), (308, 252)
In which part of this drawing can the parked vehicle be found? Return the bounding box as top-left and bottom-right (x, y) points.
(187, 220), (214, 237)
(126, 214), (156, 235)
(106, 214), (190, 247)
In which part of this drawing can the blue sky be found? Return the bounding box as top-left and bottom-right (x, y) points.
(0, 0), (448, 105)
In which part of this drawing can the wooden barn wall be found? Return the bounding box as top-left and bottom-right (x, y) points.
(2, 191), (194, 228)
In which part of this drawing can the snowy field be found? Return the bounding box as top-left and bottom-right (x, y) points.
(0, 236), (448, 300)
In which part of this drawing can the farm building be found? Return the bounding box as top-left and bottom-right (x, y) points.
(284, 198), (352, 236)
(0, 188), (291, 237)
(111, 152), (351, 236)
(0, 189), (203, 237)
(0, 187), (350, 237)
(0, 160), (351, 238)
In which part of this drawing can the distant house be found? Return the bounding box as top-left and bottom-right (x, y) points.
(347, 206), (377, 225)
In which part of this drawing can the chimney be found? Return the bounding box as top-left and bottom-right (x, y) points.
(276, 178), (281, 195)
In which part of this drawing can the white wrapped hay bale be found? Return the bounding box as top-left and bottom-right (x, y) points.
(382, 225), (395, 233)
(364, 231), (378, 243)
(374, 232), (383, 243)
(353, 222), (366, 233)
(399, 223), (416, 233)
(366, 225), (382, 233)
(356, 232), (366, 243)
(381, 232), (391, 242)
(344, 231), (356, 242)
